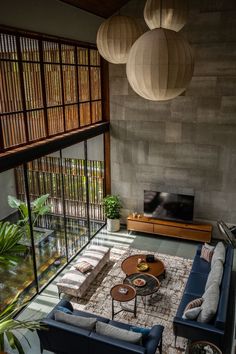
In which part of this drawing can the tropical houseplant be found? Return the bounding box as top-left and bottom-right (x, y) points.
(103, 195), (122, 232)
(8, 194), (51, 241)
(0, 294), (42, 354)
(0, 221), (26, 267)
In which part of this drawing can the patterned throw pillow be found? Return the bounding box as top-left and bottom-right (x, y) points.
(200, 243), (215, 262)
(74, 261), (93, 273)
(182, 298), (204, 320)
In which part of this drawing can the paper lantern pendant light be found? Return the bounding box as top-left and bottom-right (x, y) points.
(126, 28), (194, 101)
(96, 15), (143, 64)
(144, 0), (188, 32)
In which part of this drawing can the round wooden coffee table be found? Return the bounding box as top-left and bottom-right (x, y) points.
(110, 283), (137, 319)
(121, 254), (165, 279)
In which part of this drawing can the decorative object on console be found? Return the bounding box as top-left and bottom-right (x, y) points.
(96, 15), (143, 64)
(103, 195), (122, 232)
(146, 254), (155, 262)
(144, 0), (188, 32)
(137, 262), (149, 272)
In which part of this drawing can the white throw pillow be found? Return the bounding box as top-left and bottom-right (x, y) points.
(205, 259), (224, 291)
(96, 321), (142, 344)
(197, 283), (220, 323)
(211, 242), (225, 267)
(183, 306), (202, 320)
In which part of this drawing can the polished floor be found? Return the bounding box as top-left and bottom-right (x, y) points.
(13, 227), (236, 354)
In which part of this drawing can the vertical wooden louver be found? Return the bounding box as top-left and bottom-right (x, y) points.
(0, 29), (103, 152)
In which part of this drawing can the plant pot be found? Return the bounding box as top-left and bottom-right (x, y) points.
(107, 219), (120, 232)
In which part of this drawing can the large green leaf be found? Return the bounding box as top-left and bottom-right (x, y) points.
(0, 222), (26, 266)
(8, 196), (22, 209)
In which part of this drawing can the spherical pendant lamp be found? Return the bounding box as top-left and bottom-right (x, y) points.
(126, 28), (194, 101)
(144, 0), (188, 32)
(96, 15), (143, 64)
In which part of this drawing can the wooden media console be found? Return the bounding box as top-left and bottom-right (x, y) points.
(127, 215), (212, 242)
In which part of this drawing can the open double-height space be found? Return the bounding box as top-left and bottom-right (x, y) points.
(0, 0), (236, 353)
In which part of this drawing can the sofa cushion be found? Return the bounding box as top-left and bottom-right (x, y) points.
(55, 311), (97, 330)
(184, 272), (208, 297)
(197, 283), (220, 323)
(200, 243), (215, 262)
(96, 321), (142, 344)
(205, 259), (223, 291)
(130, 326), (151, 339)
(211, 242), (225, 267)
(73, 309), (109, 324)
(191, 253), (211, 275)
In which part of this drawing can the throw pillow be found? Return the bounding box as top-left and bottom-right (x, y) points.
(130, 326), (151, 339)
(200, 243), (215, 262)
(205, 259), (224, 291)
(55, 311), (96, 330)
(183, 306), (202, 320)
(184, 298), (204, 312)
(74, 261), (93, 273)
(96, 321), (142, 345)
(56, 306), (73, 315)
(182, 298), (203, 320)
(211, 242), (225, 267)
(197, 283), (220, 323)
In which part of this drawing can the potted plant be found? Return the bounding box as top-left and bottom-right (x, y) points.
(0, 221), (26, 266)
(103, 195), (122, 232)
(0, 295), (42, 354)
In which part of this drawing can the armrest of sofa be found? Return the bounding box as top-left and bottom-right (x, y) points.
(145, 325), (164, 354)
(46, 299), (73, 320)
(196, 244), (202, 255)
(173, 316), (224, 336)
(89, 332), (146, 354)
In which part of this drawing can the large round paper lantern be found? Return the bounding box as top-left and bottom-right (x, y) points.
(144, 0), (188, 32)
(126, 28), (194, 101)
(96, 15), (143, 64)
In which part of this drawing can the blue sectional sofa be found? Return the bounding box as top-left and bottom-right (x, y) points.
(173, 244), (234, 350)
(37, 299), (164, 354)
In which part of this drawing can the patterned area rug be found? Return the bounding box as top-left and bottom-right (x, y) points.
(71, 247), (193, 354)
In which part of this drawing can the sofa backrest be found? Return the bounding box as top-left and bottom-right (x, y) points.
(214, 245), (234, 330)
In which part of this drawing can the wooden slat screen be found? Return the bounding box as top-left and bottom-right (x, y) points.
(15, 156), (105, 221)
(0, 30), (103, 152)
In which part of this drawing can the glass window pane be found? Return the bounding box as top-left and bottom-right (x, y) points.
(87, 135), (105, 236)
(47, 107), (64, 136)
(61, 44), (75, 64)
(26, 154), (67, 291)
(20, 37), (40, 62)
(77, 47), (88, 65)
(91, 101), (102, 123)
(90, 67), (101, 100)
(61, 143), (89, 259)
(27, 109), (46, 141)
(65, 104), (78, 131)
(80, 102), (91, 126)
(43, 41), (60, 63)
(90, 49), (100, 66)
(63, 65), (77, 104)
(44, 64), (62, 106)
(23, 63), (43, 110)
(78, 66), (90, 102)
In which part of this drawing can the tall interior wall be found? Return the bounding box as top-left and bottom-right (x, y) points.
(110, 0), (236, 228)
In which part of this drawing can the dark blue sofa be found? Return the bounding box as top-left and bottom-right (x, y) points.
(37, 299), (164, 354)
(173, 244), (234, 350)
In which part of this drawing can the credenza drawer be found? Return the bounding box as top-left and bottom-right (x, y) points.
(128, 220), (154, 233)
(153, 224), (211, 241)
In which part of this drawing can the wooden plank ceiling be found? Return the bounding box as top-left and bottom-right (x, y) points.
(59, 0), (130, 18)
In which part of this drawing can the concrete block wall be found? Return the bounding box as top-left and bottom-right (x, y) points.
(110, 0), (236, 226)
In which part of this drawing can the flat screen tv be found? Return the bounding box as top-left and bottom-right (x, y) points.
(144, 191), (194, 223)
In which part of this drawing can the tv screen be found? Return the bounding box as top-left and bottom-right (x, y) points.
(144, 191), (194, 223)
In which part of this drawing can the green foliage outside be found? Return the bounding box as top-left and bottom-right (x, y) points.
(8, 194), (51, 238)
(0, 222), (26, 266)
(103, 195), (122, 219)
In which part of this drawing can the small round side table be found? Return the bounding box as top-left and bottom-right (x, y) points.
(110, 283), (137, 320)
(187, 341), (222, 354)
